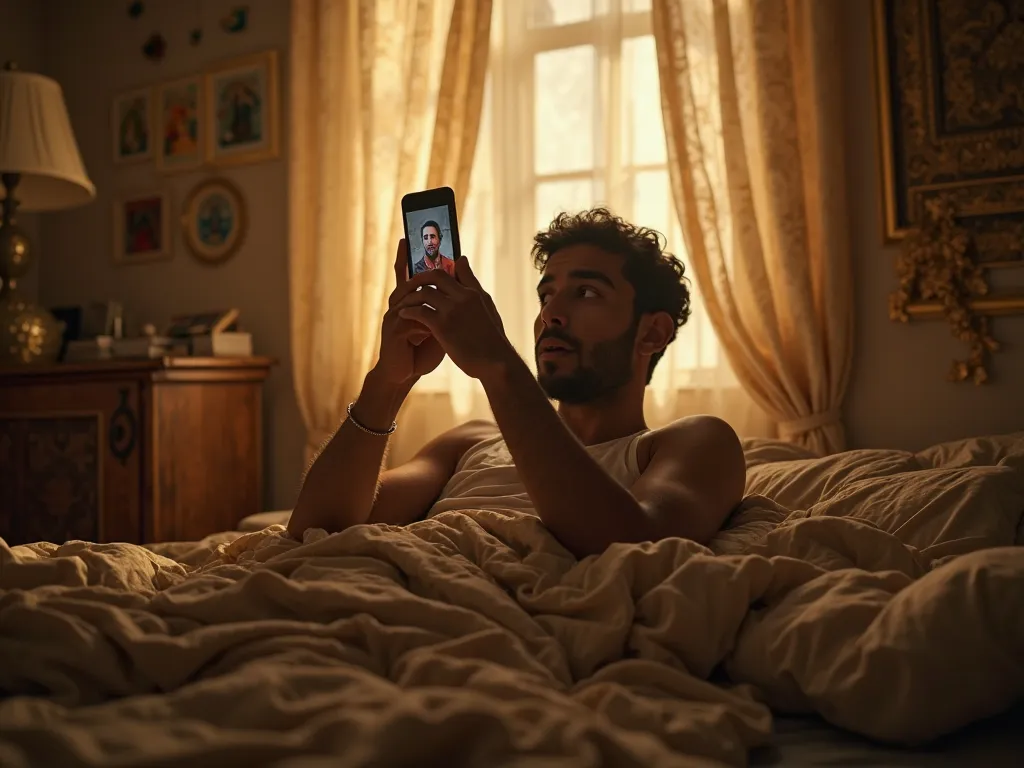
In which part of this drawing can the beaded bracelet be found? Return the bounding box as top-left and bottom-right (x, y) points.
(346, 401), (397, 436)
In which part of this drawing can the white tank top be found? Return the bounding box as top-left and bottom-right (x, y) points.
(427, 429), (648, 518)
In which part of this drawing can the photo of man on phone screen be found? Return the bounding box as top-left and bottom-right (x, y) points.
(409, 212), (456, 277)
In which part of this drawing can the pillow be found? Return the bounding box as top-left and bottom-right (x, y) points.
(915, 432), (1024, 473)
(808, 465), (1024, 559)
(741, 438), (818, 469)
(744, 449), (922, 511)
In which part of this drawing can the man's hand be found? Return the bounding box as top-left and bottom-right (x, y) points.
(289, 240), (445, 538)
(393, 257), (515, 380)
(374, 240), (446, 386)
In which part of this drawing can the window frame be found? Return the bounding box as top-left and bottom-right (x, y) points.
(484, 0), (723, 380)
(506, 2), (657, 199)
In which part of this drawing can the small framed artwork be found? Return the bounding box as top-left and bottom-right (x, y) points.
(205, 50), (280, 167)
(180, 177), (247, 265)
(112, 87), (153, 164)
(113, 191), (171, 265)
(155, 75), (204, 173)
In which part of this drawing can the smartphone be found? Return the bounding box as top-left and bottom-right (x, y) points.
(401, 186), (462, 279)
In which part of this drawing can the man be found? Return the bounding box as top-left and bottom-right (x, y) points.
(411, 220), (456, 276)
(289, 209), (746, 558)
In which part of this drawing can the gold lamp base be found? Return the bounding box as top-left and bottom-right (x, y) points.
(1, 170), (64, 366)
(0, 295), (64, 366)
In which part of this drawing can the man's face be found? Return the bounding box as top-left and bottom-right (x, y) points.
(534, 244), (640, 404)
(422, 226), (441, 257)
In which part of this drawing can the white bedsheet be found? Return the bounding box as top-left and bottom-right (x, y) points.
(1, 433), (1022, 767)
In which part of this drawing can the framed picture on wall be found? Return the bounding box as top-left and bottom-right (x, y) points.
(180, 177), (247, 265)
(113, 190), (171, 265)
(112, 86), (153, 164)
(155, 75), (204, 173)
(204, 50), (280, 167)
(873, 0), (1024, 248)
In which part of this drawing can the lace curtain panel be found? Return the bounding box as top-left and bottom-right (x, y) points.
(652, 0), (854, 455)
(289, 0), (491, 464)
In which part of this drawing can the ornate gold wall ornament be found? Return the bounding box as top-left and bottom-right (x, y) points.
(889, 196), (999, 383)
(875, 0), (1024, 376)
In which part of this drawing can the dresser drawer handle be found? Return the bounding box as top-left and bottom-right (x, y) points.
(108, 388), (138, 465)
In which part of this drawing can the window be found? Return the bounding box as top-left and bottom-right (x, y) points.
(419, 0), (730, 404)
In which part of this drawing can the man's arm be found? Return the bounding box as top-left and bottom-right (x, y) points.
(287, 367), (412, 539)
(288, 368), (493, 538)
(479, 355), (745, 557)
(366, 419), (498, 525)
(626, 415), (746, 545)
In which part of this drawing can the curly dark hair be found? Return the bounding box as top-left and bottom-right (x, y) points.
(531, 208), (691, 383)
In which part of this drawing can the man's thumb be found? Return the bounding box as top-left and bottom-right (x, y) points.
(456, 255), (481, 287)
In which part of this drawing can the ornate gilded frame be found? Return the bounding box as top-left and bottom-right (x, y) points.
(873, 0), (1024, 317)
(179, 177), (248, 266)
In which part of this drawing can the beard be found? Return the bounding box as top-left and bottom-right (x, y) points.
(425, 244), (438, 257)
(536, 321), (637, 404)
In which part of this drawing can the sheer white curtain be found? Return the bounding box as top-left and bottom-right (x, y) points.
(390, 0), (771, 465)
(292, 0), (491, 468)
(291, 0), (454, 460)
(652, 0), (853, 454)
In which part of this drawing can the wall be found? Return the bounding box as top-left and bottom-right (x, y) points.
(13, 0), (1022, 519)
(38, 0), (304, 510)
(840, 0), (1024, 450)
(0, 0), (46, 301)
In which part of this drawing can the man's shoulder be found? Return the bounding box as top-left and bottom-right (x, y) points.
(437, 419), (499, 451)
(451, 418), (499, 436)
(642, 415), (743, 468)
(653, 414), (739, 440)
(410, 419), (498, 472)
(411, 258), (427, 274)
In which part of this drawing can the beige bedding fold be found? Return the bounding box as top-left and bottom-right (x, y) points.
(0, 435), (1022, 767)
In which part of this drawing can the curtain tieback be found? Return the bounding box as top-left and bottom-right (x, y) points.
(778, 408), (841, 438)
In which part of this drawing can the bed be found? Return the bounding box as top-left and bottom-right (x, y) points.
(1, 432), (1022, 767)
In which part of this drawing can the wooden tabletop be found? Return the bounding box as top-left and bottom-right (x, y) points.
(0, 356), (277, 384)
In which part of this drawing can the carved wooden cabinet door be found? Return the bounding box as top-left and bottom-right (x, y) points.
(0, 380), (144, 546)
(1, 357), (273, 546)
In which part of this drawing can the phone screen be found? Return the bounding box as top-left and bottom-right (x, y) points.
(404, 204), (458, 278)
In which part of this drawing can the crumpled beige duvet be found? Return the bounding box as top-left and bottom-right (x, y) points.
(1, 434), (1023, 768)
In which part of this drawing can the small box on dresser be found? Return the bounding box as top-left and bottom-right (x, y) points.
(0, 356), (274, 546)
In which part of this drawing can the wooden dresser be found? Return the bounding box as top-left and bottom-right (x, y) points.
(0, 357), (274, 546)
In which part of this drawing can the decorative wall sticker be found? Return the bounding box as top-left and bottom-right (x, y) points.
(189, 0), (203, 46)
(142, 33), (166, 62)
(220, 6), (249, 34)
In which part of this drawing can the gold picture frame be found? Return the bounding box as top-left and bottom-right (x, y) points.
(112, 190), (172, 266)
(873, 0), (1024, 317)
(155, 75), (205, 174)
(112, 86), (153, 165)
(204, 50), (280, 167)
(180, 177), (248, 265)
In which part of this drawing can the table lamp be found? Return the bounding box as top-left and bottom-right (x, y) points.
(0, 61), (96, 366)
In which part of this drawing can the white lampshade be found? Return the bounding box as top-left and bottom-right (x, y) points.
(0, 66), (95, 212)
